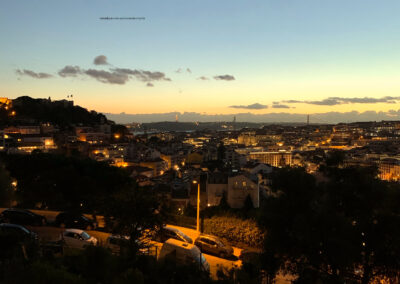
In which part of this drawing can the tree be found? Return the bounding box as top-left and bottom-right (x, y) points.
(2, 153), (131, 211)
(243, 194), (254, 212)
(0, 163), (13, 207)
(217, 142), (226, 162)
(104, 184), (164, 261)
(259, 166), (400, 283)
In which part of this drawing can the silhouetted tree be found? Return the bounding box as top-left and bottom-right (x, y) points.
(259, 166), (400, 283)
(217, 142), (226, 162)
(0, 163), (13, 207)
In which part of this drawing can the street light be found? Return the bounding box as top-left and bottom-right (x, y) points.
(193, 180), (200, 232)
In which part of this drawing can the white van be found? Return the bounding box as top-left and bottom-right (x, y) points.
(158, 238), (210, 273)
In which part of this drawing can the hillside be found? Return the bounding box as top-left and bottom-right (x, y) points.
(3, 96), (110, 127)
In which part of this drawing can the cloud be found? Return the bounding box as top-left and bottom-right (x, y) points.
(146, 82), (154, 87)
(282, 96), (400, 106)
(175, 68), (191, 74)
(272, 104), (290, 109)
(214, 74), (235, 81)
(19, 62), (171, 85)
(58, 65), (83, 77)
(197, 76), (209, 80)
(93, 55), (108, 65)
(230, 103), (268, 110)
(15, 69), (52, 79)
(112, 68), (171, 82)
(85, 69), (129, 84)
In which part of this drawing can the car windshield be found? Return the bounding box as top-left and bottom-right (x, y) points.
(81, 232), (91, 240)
(214, 238), (225, 247)
(81, 215), (90, 221)
(20, 227), (30, 234)
(178, 232), (192, 243)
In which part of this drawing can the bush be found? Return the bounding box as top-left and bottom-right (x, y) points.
(203, 216), (264, 248)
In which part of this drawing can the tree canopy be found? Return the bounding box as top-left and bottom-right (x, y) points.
(260, 166), (400, 283)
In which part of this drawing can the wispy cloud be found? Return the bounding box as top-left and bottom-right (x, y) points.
(282, 96), (400, 106)
(146, 82), (154, 87)
(58, 65), (82, 77)
(93, 55), (108, 65)
(272, 104), (290, 109)
(112, 68), (171, 82)
(85, 69), (129, 84)
(230, 103), (268, 110)
(55, 64), (171, 85)
(197, 76), (209, 80)
(214, 74), (235, 81)
(16, 69), (53, 79)
(175, 68), (192, 74)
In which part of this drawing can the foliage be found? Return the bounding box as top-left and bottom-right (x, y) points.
(1, 153), (131, 212)
(0, 245), (214, 284)
(104, 185), (164, 259)
(259, 166), (400, 283)
(0, 163), (13, 207)
(203, 216), (264, 248)
(11, 96), (108, 128)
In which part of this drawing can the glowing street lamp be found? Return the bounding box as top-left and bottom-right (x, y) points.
(193, 180), (200, 232)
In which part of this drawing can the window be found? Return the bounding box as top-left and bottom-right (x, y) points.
(81, 232), (90, 240)
(200, 238), (208, 244)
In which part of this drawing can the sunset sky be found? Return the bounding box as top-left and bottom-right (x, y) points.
(1, 0), (400, 122)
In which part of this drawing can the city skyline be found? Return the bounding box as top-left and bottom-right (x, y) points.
(2, 0), (400, 123)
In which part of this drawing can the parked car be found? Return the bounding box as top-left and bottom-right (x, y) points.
(55, 212), (97, 230)
(0, 208), (47, 226)
(239, 248), (262, 264)
(154, 226), (193, 244)
(105, 235), (130, 255)
(194, 234), (233, 258)
(0, 223), (39, 241)
(158, 238), (210, 273)
(60, 228), (98, 249)
(105, 234), (152, 255)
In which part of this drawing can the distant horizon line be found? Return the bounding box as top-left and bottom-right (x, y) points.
(105, 110), (400, 125)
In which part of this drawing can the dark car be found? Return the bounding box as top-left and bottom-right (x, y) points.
(0, 208), (47, 226)
(55, 212), (97, 230)
(0, 223), (39, 241)
(194, 234), (233, 258)
(239, 248), (262, 264)
(154, 226), (193, 244)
